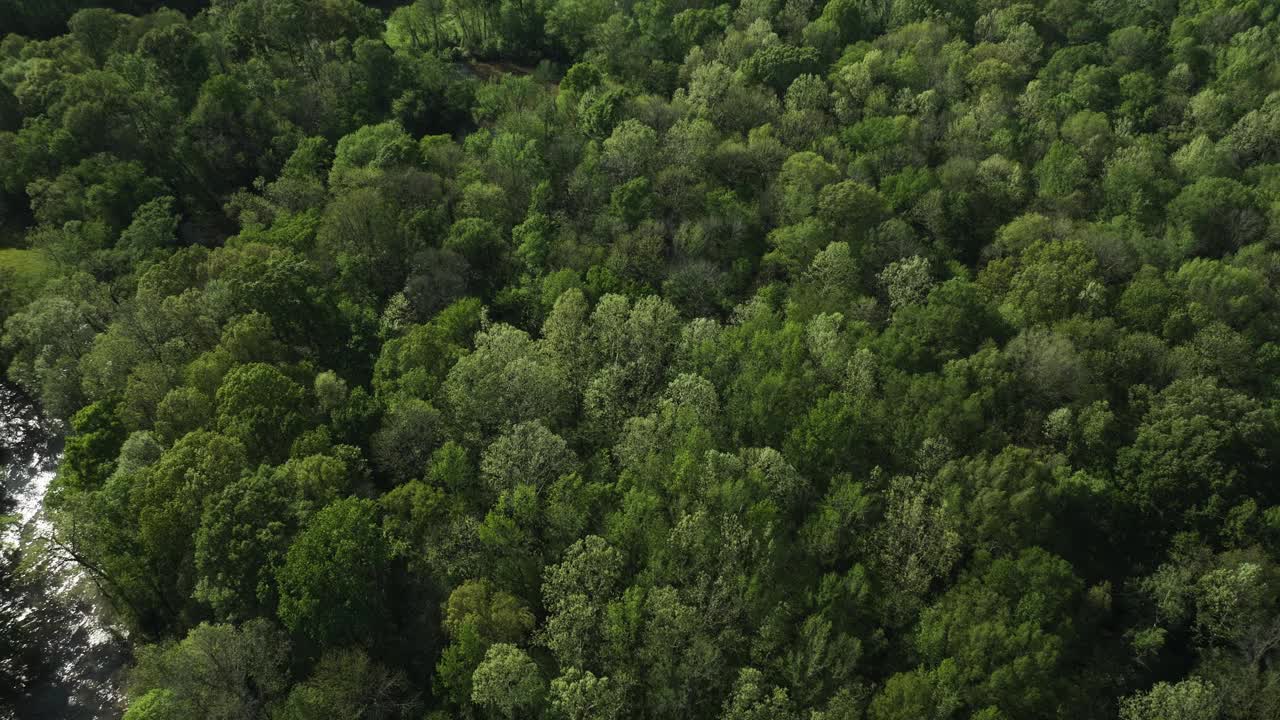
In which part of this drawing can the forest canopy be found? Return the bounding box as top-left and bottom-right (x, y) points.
(3, 0), (1280, 718)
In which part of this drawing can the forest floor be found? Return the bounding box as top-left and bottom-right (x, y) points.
(459, 59), (538, 81)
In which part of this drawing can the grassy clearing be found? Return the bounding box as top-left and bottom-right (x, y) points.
(0, 248), (53, 302)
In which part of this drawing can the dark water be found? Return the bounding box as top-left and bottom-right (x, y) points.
(1, 383), (127, 720)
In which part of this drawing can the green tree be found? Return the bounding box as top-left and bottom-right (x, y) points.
(471, 643), (546, 719)
(720, 667), (800, 720)
(274, 648), (420, 720)
(126, 620), (289, 720)
(371, 398), (443, 484)
(215, 363), (307, 462)
(276, 498), (391, 648)
(194, 469), (297, 621)
(132, 430), (249, 627)
(549, 668), (624, 720)
(444, 322), (574, 439)
(1118, 376), (1274, 533)
(1120, 679), (1221, 720)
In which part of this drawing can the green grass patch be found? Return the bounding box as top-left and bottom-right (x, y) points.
(0, 248), (54, 302)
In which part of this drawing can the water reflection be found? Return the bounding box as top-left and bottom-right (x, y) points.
(1, 383), (127, 720)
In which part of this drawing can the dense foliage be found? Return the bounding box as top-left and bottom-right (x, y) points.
(4, 0), (1280, 717)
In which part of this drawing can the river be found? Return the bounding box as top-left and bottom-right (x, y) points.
(1, 383), (127, 720)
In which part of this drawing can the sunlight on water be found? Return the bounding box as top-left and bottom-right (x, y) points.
(2, 384), (128, 720)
